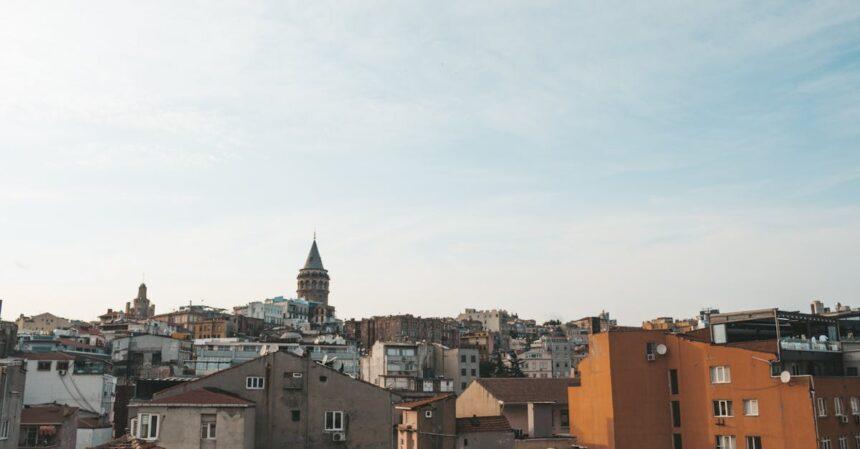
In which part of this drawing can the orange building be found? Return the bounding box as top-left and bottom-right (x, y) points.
(570, 317), (860, 449)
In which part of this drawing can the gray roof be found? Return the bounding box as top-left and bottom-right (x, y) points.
(303, 240), (325, 270)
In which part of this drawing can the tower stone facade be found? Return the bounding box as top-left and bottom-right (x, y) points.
(125, 283), (155, 319)
(296, 240), (330, 305)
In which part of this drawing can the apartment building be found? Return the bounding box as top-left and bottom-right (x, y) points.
(569, 309), (860, 449)
(233, 300), (285, 326)
(520, 336), (573, 379)
(432, 344), (480, 394)
(19, 353), (116, 422)
(15, 313), (70, 334)
(129, 350), (401, 449)
(110, 334), (192, 378)
(345, 315), (460, 350)
(361, 341), (454, 395)
(457, 309), (511, 333)
(18, 404), (79, 449)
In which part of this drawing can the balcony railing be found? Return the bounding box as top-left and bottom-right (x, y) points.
(780, 338), (841, 352)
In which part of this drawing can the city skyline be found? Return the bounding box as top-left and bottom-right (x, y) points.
(2, 1), (860, 324)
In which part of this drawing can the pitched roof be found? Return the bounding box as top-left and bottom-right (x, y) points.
(140, 387), (254, 407)
(395, 394), (454, 410)
(91, 435), (165, 449)
(474, 378), (578, 404)
(21, 405), (78, 425)
(303, 240), (325, 270)
(18, 352), (76, 361)
(456, 415), (513, 434)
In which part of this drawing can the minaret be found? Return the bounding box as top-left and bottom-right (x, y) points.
(297, 239), (330, 305)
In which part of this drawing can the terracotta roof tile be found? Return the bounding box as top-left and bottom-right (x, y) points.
(396, 394), (454, 409)
(456, 415), (513, 433)
(475, 378), (578, 404)
(141, 387), (254, 407)
(18, 352), (76, 361)
(91, 435), (165, 449)
(21, 405), (78, 425)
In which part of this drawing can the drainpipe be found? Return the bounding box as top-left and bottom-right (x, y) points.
(809, 375), (821, 447)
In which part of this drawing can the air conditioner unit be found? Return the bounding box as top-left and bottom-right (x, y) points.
(646, 354), (656, 361)
(332, 432), (346, 442)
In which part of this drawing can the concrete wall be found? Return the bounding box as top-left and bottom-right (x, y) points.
(23, 360), (115, 416)
(0, 362), (26, 449)
(75, 427), (112, 449)
(128, 405), (254, 449)
(151, 351), (399, 449)
(455, 383), (502, 419)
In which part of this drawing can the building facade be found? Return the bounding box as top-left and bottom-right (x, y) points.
(0, 360), (26, 449)
(15, 313), (70, 335)
(135, 351), (401, 449)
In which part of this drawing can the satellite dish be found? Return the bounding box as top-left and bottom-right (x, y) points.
(656, 344), (668, 355)
(780, 371), (792, 384)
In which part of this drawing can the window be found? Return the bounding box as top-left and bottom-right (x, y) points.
(201, 415), (216, 440)
(471, 369), (476, 376)
(324, 411), (344, 431)
(671, 401), (682, 427)
(817, 397), (828, 417)
(246, 376), (265, 389)
(838, 436), (847, 449)
(292, 410), (301, 422)
(460, 355), (466, 363)
(37, 361), (52, 371)
(854, 435), (860, 448)
(820, 438), (831, 449)
(835, 397), (845, 416)
(746, 436), (762, 449)
(713, 400), (733, 417)
(669, 369), (679, 395)
(129, 417), (138, 437)
(673, 433), (683, 449)
(461, 382), (467, 390)
(136, 413), (159, 440)
(19, 426), (56, 447)
(710, 366), (731, 384)
(56, 361), (69, 371)
(743, 399), (759, 416)
(461, 369), (466, 376)
(851, 397), (860, 416)
(0, 419), (8, 439)
(470, 355), (476, 363)
(424, 410), (433, 418)
(716, 435), (736, 449)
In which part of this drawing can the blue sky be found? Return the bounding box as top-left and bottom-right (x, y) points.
(1, 1), (859, 324)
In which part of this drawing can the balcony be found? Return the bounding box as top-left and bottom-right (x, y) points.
(780, 338), (841, 352)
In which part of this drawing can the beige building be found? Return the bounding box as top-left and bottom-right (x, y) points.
(432, 344), (480, 394)
(15, 312), (69, 334)
(129, 388), (255, 449)
(456, 378), (576, 442)
(396, 395), (456, 449)
(457, 309), (511, 333)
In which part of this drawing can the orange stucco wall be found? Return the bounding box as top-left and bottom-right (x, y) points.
(570, 330), (828, 449)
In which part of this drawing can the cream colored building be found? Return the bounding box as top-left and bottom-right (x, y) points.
(16, 312), (70, 334)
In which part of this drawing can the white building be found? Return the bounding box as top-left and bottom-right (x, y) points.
(432, 343), (480, 394)
(233, 300), (285, 326)
(360, 341), (453, 393)
(457, 309), (511, 333)
(519, 336), (573, 378)
(189, 338), (299, 375)
(19, 352), (116, 420)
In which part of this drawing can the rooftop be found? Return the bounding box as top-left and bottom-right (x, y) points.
(21, 404), (78, 425)
(91, 435), (165, 449)
(456, 415), (513, 434)
(395, 394), (454, 410)
(137, 387), (254, 407)
(475, 378), (579, 404)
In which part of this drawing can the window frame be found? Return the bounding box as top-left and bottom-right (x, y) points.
(817, 397), (828, 417)
(835, 397), (845, 416)
(715, 435), (736, 449)
(713, 400), (733, 418)
(743, 399), (759, 417)
(745, 436), (762, 449)
(324, 411), (345, 432)
(136, 413), (159, 440)
(201, 421), (216, 440)
(36, 361), (52, 371)
(710, 366), (731, 384)
(245, 376), (265, 390)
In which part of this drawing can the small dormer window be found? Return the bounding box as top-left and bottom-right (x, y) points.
(424, 410), (433, 418)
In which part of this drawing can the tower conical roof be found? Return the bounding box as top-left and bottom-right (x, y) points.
(303, 240), (325, 270)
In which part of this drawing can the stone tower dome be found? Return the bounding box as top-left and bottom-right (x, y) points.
(297, 239), (330, 305)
